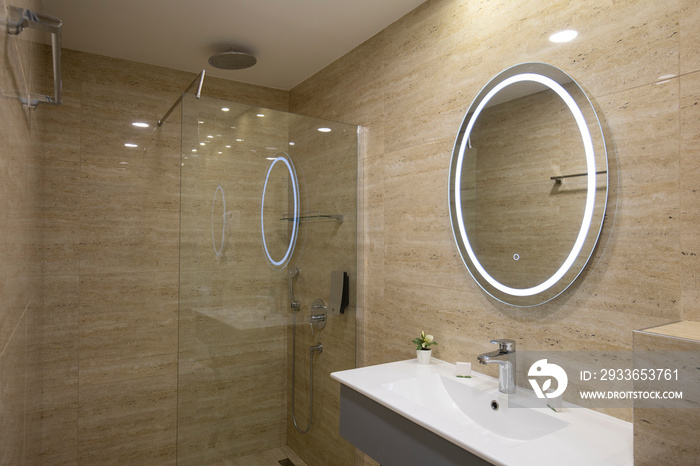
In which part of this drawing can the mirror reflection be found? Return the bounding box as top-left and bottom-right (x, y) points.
(261, 154), (299, 268)
(449, 63), (608, 306)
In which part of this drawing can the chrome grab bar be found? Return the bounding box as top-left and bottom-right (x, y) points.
(5, 6), (62, 109)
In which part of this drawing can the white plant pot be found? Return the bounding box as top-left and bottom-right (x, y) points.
(416, 349), (432, 365)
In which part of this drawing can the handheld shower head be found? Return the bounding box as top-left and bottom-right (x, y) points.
(288, 265), (299, 279)
(288, 266), (300, 310)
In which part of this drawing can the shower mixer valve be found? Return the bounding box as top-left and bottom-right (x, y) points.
(309, 298), (327, 335)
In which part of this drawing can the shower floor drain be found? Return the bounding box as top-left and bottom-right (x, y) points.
(278, 459), (295, 466)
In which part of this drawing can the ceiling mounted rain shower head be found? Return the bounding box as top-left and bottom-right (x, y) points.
(208, 49), (257, 70)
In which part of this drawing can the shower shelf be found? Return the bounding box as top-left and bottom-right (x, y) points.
(281, 211), (344, 223)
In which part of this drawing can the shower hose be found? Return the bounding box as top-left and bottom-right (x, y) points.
(291, 308), (320, 434)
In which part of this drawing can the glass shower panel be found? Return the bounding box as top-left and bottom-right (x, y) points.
(177, 93), (357, 466)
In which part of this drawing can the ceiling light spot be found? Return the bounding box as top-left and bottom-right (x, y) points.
(257, 113), (265, 117)
(289, 142), (295, 146)
(198, 121), (204, 124)
(132, 122), (149, 128)
(318, 127), (332, 133)
(192, 149), (197, 152)
(549, 29), (578, 43)
(207, 135), (214, 138)
(221, 107), (230, 112)
(225, 145), (231, 148)
(236, 138), (244, 142)
(200, 142), (206, 146)
(124, 143), (138, 148)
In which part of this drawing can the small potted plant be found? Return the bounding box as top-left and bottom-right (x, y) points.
(412, 331), (437, 365)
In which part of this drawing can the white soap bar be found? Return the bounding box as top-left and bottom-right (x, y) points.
(456, 362), (472, 378)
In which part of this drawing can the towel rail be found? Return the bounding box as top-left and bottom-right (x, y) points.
(4, 6), (62, 109)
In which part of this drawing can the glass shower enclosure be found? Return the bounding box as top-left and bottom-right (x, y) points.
(177, 93), (357, 465)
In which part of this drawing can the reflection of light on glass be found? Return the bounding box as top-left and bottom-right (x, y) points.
(454, 72), (596, 297)
(261, 155), (299, 268)
(549, 29), (578, 43)
(124, 143), (138, 148)
(318, 127), (332, 132)
(132, 122), (149, 128)
(198, 121), (204, 124)
(257, 113), (265, 117)
(192, 149), (197, 152)
(236, 139), (244, 142)
(289, 142), (295, 146)
(200, 142), (205, 146)
(656, 74), (676, 85)
(221, 107), (229, 112)
(212, 185), (225, 256)
(207, 135), (214, 138)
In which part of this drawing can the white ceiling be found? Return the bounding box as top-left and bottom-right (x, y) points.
(43, 0), (427, 90)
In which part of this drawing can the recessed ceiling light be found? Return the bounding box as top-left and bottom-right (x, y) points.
(217, 151), (223, 154)
(200, 142), (206, 146)
(132, 122), (149, 128)
(289, 142), (295, 146)
(257, 113), (265, 117)
(124, 143), (138, 148)
(236, 138), (244, 142)
(549, 29), (578, 43)
(207, 135), (214, 138)
(318, 127), (332, 133)
(198, 121), (204, 124)
(225, 145), (231, 148)
(192, 149), (197, 152)
(221, 107), (230, 112)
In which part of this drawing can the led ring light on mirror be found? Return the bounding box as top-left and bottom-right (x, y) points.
(261, 154), (299, 269)
(449, 63), (609, 307)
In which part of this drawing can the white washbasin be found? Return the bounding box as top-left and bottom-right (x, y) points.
(332, 359), (632, 465)
(383, 373), (568, 443)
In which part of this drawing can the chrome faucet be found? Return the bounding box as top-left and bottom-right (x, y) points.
(477, 339), (516, 394)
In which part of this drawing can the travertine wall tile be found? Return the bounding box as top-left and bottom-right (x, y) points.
(0, 0), (47, 460)
(679, 71), (700, 321)
(633, 324), (700, 465)
(77, 374), (177, 465)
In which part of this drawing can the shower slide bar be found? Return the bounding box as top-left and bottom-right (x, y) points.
(157, 70), (206, 126)
(4, 6), (62, 109)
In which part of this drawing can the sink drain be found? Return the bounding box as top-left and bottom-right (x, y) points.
(490, 400), (499, 411)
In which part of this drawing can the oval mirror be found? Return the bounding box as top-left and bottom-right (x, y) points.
(449, 63), (608, 307)
(261, 153), (299, 269)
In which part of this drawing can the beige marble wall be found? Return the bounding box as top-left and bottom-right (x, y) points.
(290, 0), (699, 439)
(0, 0), (48, 463)
(633, 321), (700, 465)
(39, 50), (288, 464)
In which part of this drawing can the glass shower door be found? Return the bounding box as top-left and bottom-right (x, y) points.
(177, 93), (357, 466)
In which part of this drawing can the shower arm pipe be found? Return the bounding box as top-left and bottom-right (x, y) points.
(157, 69), (206, 126)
